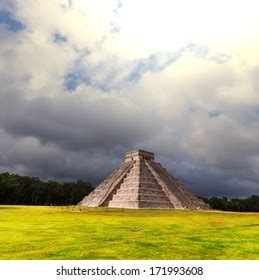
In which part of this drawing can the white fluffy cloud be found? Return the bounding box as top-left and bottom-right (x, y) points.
(0, 0), (259, 197)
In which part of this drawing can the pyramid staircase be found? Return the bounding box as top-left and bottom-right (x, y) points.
(79, 162), (133, 207)
(79, 150), (210, 210)
(146, 161), (208, 209)
(109, 160), (173, 209)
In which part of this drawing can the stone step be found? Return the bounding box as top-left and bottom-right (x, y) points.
(108, 200), (139, 208)
(129, 165), (149, 169)
(118, 183), (161, 191)
(80, 162), (133, 206)
(104, 164), (129, 180)
(111, 193), (171, 202)
(146, 161), (189, 208)
(130, 162), (146, 166)
(115, 186), (166, 196)
(109, 200), (174, 209)
(124, 171), (154, 176)
(138, 200), (174, 209)
(120, 181), (159, 187)
(115, 190), (165, 196)
(126, 171), (153, 176)
(126, 165), (151, 170)
(123, 177), (157, 183)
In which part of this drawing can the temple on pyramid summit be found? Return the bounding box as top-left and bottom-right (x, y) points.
(79, 150), (210, 210)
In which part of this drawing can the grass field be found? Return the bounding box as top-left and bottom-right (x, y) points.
(0, 205), (259, 260)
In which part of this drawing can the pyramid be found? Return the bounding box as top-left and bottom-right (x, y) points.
(79, 150), (210, 210)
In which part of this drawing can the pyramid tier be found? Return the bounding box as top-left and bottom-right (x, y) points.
(114, 185), (167, 195)
(123, 177), (158, 184)
(108, 200), (139, 208)
(109, 200), (174, 209)
(138, 200), (174, 208)
(111, 193), (172, 202)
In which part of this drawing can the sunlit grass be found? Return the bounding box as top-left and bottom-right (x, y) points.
(0, 205), (259, 259)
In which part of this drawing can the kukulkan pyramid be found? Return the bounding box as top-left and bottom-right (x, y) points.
(79, 150), (210, 210)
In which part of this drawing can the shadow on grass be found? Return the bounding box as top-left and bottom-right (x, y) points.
(239, 224), (259, 228)
(0, 206), (19, 210)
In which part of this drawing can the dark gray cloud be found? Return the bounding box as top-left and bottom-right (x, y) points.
(0, 84), (161, 185)
(0, 1), (259, 199)
(1, 80), (259, 198)
(161, 157), (259, 198)
(0, 90), (159, 151)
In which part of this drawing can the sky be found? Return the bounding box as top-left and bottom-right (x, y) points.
(0, 0), (259, 197)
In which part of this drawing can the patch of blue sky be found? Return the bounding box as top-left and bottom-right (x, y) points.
(187, 43), (209, 57)
(63, 49), (92, 91)
(53, 33), (68, 44)
(64, 43), (229, 92)
(0, 10), (24, 32)
(64, 73), (78, 91)
(113, 0), (122, 15)
(116, 0), (122, 9)
(187, 43), (230, 64)
(110, 24), (120, 33)
(127, 48), (185, 82)
(64, 48), (186, 92)
(208, 53), (231, 64)
(64, 71), (92, 92)
(209, 111), (222, 118)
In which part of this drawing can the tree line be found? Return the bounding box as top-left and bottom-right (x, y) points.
(202, 195), (259, 212)
(0, 172), (93, 206)
(1, 171), (259, 211)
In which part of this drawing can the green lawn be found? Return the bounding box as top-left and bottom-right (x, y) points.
(0, 205), (259, 259)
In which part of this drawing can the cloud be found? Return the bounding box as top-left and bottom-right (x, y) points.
(0, 1), (259, 198)
(208, 111), (222, 118)
(64, 43), (231, 92)
(113, 0), (123, 15)
(0, 89), (159, 152)
(0, 10), (24, 32)
(53, 33), (68, 44)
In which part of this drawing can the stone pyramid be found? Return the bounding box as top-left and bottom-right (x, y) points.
(79, 150), (210, 210)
